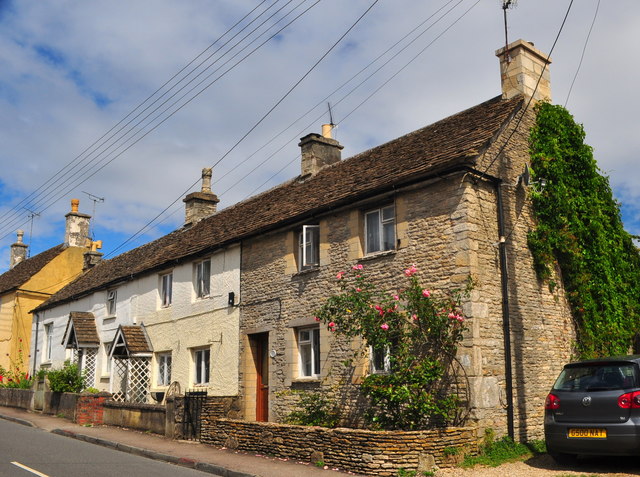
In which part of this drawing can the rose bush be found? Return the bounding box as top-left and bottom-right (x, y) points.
(314, 264), (471, 430)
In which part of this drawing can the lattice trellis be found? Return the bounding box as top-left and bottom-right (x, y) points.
(81, 348), (98, 388)
(110, 357), (150, 403)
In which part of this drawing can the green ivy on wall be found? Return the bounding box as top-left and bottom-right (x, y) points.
(528, 102), (640, 358)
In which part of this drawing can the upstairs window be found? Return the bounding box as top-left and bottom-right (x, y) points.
(106, 289), (117, 316)
(157, 352), (172, 386)
(298, 327), (320, 378)
(194, 259), (211, 298)
(365, 205), (395, 254)
(160, 272), (173, 307)
(298, 225), (320, 271)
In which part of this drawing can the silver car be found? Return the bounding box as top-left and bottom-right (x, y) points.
(545, 355), (640, 462)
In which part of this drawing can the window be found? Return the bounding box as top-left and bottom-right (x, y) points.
(106, 289), (117, 315)
(194, 348), (210, 385)
(370, 345), (390, 374)
(365, 205), (395, 254)
(44, 323), (53, 361)
(160, 272), (173, 307)
(102, 342), (112, 376)
(194, 260), (211, 298)
(298, 225), (319, 270)
(298, 327), (320, 378)
(157, 353), (172, 386)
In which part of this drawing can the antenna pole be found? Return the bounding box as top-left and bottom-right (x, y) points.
(23, 208), (40, 257)
(82, 191), (105, 239)
(502, 0), (513, 64)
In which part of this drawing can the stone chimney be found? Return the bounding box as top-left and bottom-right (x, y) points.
(299, 124), (343, 177)
(495, 39), (552, 102)
(184, 168), (220, 226)
(65, 199), (91, 247)
(83, 239), (103, 271)
(9, 230), (28, 269)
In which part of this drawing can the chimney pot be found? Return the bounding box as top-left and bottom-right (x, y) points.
(496, 39), (552, 102)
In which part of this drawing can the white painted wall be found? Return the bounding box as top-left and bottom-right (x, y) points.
(30, 244), (241, 397)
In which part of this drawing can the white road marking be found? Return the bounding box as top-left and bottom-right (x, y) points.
(11, 462), (50, 477)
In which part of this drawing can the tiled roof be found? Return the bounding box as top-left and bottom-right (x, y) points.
(0, 244), (66, 295)
(35, 95), (523, 311)
(119, 325), (152, 354)
(62, 311), (99, 347)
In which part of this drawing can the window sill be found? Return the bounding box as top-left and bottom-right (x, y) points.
(292, 377), (321, 383)
(361, 249), (396, 261)
(292, 267), (320, 277)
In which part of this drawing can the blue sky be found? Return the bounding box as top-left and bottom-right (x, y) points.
(1, 0), (639, 269)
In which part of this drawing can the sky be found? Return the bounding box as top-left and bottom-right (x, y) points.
(0, 0), (638, 271)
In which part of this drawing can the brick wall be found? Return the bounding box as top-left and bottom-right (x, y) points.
(201, 418), (476, 475)
(76, 393), (110, 426)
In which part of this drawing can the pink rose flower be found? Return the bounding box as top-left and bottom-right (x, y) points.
(448, 312), (456, 319)
(328, 322), (336, 328)
(411, 314), (418, 321)
(422, 289), (431, 298)
(336, 271), (345, 280)
(352, 264), (363, 270)
(393, 294), (399, 301)
(356, 288), (362, 292)
(314, 316), (321, 322)
(404, 264), (418, 277)
(380, 323), (389, 330)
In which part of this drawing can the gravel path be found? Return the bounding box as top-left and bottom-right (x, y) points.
(434, 454), (640, 476)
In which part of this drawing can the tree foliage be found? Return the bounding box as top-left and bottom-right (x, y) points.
(528, 102), (640, 358)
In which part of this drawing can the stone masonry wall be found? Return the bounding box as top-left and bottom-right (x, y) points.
(201, 418), (477, 475)
(239, 101), (575, 441)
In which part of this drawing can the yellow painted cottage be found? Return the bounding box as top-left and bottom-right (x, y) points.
(0, 199), (99, 373)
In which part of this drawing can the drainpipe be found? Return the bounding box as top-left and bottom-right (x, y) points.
(32, 313), (40, 377)
(496, 180), (515, 439)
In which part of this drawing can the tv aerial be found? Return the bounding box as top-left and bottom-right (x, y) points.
(501, 0), (517, 63)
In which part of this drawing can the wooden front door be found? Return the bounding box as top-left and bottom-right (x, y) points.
(254, 333), (269, 421)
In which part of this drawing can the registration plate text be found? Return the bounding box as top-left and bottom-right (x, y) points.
(568, 428), (607, 438)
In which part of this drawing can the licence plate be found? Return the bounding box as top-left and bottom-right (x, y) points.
(568, 428), (607, 438)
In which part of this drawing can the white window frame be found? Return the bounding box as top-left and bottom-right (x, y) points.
(160, 272), (173, 307)
(106, 289), (117, 316)
(194, 348), (210, 385)
(194, 259), (211, 299)
(370, 345), (391, 374)
(364, 205), (396, 254)
(297, 327), (321, 378)
(43, 323), (53, 362)
(298, 225), (320, 271)
(157, 352), (172, 386)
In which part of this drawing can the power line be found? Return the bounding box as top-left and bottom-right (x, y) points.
(565, 0), (600, 107)
(0, 0), (291, 240)
(105, 0), (381, 258)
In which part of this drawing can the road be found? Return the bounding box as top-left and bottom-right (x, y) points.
(0, 419), (210, 477)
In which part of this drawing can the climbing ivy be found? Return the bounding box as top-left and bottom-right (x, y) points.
(528, 102), (640, 358)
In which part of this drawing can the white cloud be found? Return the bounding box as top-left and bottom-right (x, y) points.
(1, 0), (639, 268)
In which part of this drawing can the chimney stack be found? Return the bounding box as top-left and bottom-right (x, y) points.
(9, 230), (28, 269)
(299, 124), (343, 177)
(496, 39), (552, 102)
(65, 199), (91, 247)
(83, 240), (103, 271)
(184, 168), (220, 226)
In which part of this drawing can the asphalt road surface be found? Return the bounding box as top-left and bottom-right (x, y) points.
(0, 419), (210, 477)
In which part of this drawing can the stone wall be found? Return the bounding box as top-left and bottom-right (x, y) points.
(102, 400), (166, 434)
(201, 418), (476, 475)
(0, 388), (33, 409)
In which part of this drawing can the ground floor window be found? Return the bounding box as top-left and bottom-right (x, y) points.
(298, 327), (320, 378)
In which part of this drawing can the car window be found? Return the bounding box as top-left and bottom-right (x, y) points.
(553, 363), (638, 391)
